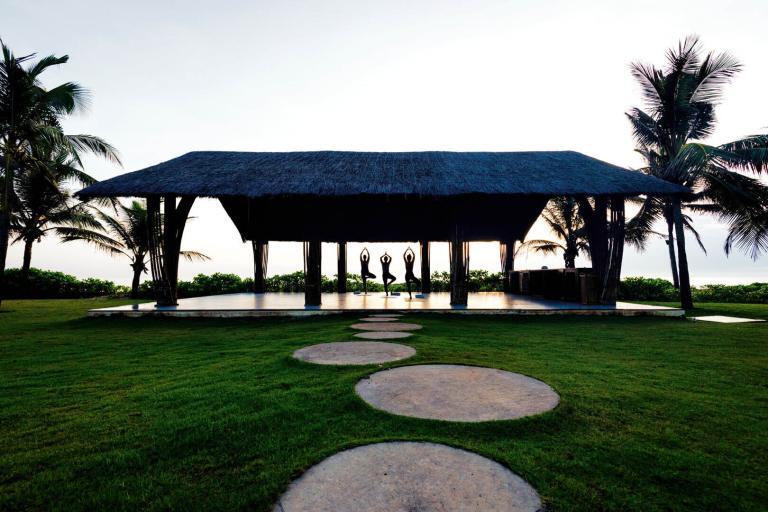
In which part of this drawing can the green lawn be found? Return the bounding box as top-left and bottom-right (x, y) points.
(1, 299), (766, 511)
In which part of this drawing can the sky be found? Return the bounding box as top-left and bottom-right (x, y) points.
(4, 0), (767, 285)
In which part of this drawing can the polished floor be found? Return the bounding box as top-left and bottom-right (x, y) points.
(89, 292), (684, 317)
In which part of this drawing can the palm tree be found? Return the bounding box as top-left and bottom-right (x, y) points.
(10, 144), (102, 276)
(62, 200), (209, 298)
(523, 197), (589, 268)
(626, 36), (768, 308)
(0, 39), (120, 305)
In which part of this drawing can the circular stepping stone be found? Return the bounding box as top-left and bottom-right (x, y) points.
(273, 442), (541, 512)
(293, 342), (415, 365)
(350, 322), (422, 331)
(369, 314), (402, 318)
(354, 331), (414, 340)
(356, 364), (559, 422)
(358, 317), (398, 322)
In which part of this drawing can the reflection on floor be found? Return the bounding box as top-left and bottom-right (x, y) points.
(89, 292), (684, 318)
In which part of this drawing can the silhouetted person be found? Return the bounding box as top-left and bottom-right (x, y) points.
(360, 247), (376, 294)
(403, 247), (421, 299)
(380, 252), (396, 295)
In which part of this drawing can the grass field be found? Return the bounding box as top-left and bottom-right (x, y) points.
(1, 299), (766, 511)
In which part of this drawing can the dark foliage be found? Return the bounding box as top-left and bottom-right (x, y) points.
(3, 268), (126, 298)
(8, 269), (765, 303)
(619, 276), (768, 303)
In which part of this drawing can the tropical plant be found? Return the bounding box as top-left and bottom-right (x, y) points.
(625, 35), (768, 308)
(0, 39), (120, 305)
(10, 144), (103, 276)
(523, 197), (589, 268)
(62, 200), (208, 298)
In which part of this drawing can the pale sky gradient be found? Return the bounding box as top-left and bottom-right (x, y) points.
(5, 0), (767, 285)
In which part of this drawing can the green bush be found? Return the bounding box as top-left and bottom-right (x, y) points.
(618, 277), (768, 304)
(6, 268), (767, 303)
(3, 268), (126, 299)
(693, 282), (768, 304)
(619, 277), (679, 301)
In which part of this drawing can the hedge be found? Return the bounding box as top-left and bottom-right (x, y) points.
(3, 268), (767, 303)
(3, 268), (129, 299)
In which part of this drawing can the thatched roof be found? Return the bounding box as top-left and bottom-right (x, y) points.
(77, 151), (687, 198)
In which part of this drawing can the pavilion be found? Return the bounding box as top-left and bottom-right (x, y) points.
(77, 150), (687, 313)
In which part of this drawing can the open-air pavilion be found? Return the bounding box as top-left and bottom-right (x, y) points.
(77, 150), (688, 317)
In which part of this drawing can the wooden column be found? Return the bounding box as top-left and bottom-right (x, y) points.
(165, 195), (195, 304)
(580, 195), (626, 305)
(252, 241), (268, 293)
(600, 196), (625, 304)
(147, 195), (195, 307)
(500, 239), (515, 293)
(588, 196), (609, 283)
(304, 241), (322, 306)
(449, 235), (469, 306)
(420, 240), (431, 293)
(337, 242), (347, 293)
(146, 196), (172, 306)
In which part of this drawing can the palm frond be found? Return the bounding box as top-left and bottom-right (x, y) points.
(57, 226), (127, 257)
(717, 134), (768, 175)
(179, 250), (211, 262)
(691, 49), (742, 104)
(65, 134), (122, 165)
(26, 54), (69, 79)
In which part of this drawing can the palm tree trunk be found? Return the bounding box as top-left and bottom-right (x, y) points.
(672, 199), (693, 309)
(130, 265), (142, 299)
(0, 149), (13, 308)
(666, 216), (680, 289)
(0, 211), (9, 306)
(21, 239), (33, 277)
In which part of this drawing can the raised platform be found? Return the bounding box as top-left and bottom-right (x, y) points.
(88, 292), (684, 318)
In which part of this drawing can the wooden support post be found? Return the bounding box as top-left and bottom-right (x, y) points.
(146, 196), (172, 306)
(252, 241), (268, 293)
(449, 235), (469, 306)
(589, 196), (609, 283)
(162, 195), (179, 304)
(337, 242), (347, 293)
(164, 195), (195, 305)
(420, 240), (431, 293)
(580, 195), (624, 305)
(500, 239), (515, 293)
(304, 241), (322, 306)
(600, 196), (625, 305)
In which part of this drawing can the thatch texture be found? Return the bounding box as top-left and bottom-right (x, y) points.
(77, 151), (687, 199)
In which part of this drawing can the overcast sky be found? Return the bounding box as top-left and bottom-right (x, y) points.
(4, 0), (767, 285)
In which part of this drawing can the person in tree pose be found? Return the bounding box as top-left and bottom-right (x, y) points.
(403, 247), (421, 299)
(379, 252), (396, 295)
(359, 247), (376, 294)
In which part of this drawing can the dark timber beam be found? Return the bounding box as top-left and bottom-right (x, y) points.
(145, 195), (195, 307)
(500, 239), (515, 293)
(304, 241), (322, 306)
(579, 195), (625, 305)
(420, 240), (431, 293)
(146, 196), (171, 306)
(337, 242), (347, 293)
(252, 241), (268, 293)
(449, 235), (469, 306)
(600, 196), (625, 304)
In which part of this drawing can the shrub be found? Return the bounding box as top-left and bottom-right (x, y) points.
(6, 268), (767, 304)
(619, 277), (679, 301)
(693, 282), (768, 304)
(618, 277), (768, 304)
(3, 268), (124, 299)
